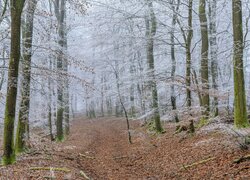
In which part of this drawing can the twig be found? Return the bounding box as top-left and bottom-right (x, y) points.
(80, 170), (91, 180)
(79, 153), (95, 159)
(113, 156), (127, 160)
(30, 167), (70, 173)
(233, 154), (250, 164)
(180, 157), (215, 170)
(43, 176), (56, 180)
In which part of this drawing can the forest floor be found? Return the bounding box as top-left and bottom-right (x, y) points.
(0, 117), (250, 179)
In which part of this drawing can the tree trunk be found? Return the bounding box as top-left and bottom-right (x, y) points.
(114, 67), (132, 144)
(63, 24), (70, 136)
(186, 0), (193, 108)
(2, 0), (25, 165)
(199, 0), (210, 118)
(54, 0), (67, 141)
(48, 56), (54, 141)
(208, 0), (219, 117)
(100, 75), (105, 117)
(0, 46), (6, 91)
(146, 1), (163, 133)
(129, 57), (136, 118)
(15, 0), (37, 154)
(232, 0), (249, 128)
(170, 0), (180, 122)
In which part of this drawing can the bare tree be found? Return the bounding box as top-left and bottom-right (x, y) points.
(2, 0), (26, 165)
(15, 0), (38, 153)
(232, 0), (249, 128)
(199, 0), (210, 118)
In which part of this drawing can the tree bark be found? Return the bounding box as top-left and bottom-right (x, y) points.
(170, 0), (180, 122)
(186, 0), (193, 108)
(15, 0), (37, 154)
(232, 0), (249, 128)
(208, 0), (219, 117)
(2, 0), (25, 165)
(54, 0), (67, 141)
(199, 0), (210, 118)
(146, 0), (163, 133)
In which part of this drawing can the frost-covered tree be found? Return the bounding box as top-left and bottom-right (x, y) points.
(15, 0), (38, 154)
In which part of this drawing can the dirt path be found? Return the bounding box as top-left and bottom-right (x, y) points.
(0, 117), (250, 179)
(61, 117), (250, 179)
(62, 117), (149, 179)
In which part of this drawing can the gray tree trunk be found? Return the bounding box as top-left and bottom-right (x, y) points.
(186, 0), (193, 108)
(199, 0), (210, 118)
(208, 0), (219, 117)
(16, 0), (37, 153)
(146, 0), (163, 133)
(54, 0), (67, 141)
(170, 0), (180, 122)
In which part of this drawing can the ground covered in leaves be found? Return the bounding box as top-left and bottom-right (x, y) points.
(0, 117), (249, 179)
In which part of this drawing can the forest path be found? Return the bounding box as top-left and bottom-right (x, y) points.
(60, 117), (250, 179)
(62, 117), (152, 179)
(0, 117), (250, 179)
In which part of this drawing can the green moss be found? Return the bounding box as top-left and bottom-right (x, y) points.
(232, 0), (249, 129)
(154, 114), (165, 133)
(147, 118), (165, 134)
(3, 107), (16, 165)
(15, 113), (27, 154)
(2, 152), (16, 165)
(196, 117), (209, 129)
(15, 145), (29, 155)
(56, 108), (64, 142)
(56, 136), (64, 142)
(234, 122), (250, 129)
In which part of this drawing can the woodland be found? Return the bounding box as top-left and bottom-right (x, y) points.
(0, 0), (250, 179)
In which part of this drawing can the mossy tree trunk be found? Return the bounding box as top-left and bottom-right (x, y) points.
(146, 0), (163, 133)
(15, 0), (37, 154)
(63, 22), (70, 136)
(208, 0), (219, 117)
(54, 0), (67, 141)
(2, 0), (25, 165)
(232, 0), (249, 128)
(64, 84), (70, 135)
(199, 0), (210, 118)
